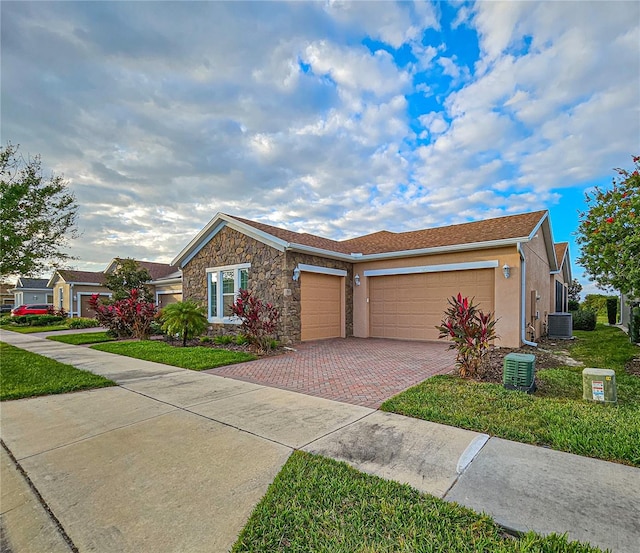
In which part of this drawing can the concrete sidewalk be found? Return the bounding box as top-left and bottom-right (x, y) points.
(1, 330), (638, 552)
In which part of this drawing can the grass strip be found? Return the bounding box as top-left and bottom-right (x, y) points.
(382, 325), (640, 467)
(91, 340), (256, 370)
(47, 332), (116, 345)
(0, 342), (115, 400)
(233, 451), (601, 553)
(0, 324), (69, 333)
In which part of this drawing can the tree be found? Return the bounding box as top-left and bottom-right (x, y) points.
(160, 300), (208, 347)
(568, 279), (583, 303)
(577, 156), (640, 298)
(229, 289), (280, 353)
(1, 143), (78, 278)
(105, 258), (153, 301)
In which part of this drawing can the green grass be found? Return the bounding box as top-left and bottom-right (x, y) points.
(47, 332), (116, 345)
(382, 324), (640, 467)
(91, 340), (256, 370)
(0, 342), (115, 400)
(0, 324), (69, 333)
(233, 451), (601, 553)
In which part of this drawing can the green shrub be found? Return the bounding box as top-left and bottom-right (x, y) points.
(214, 334), (234, 345)
(630, 307), (640, 343)
(0, 314), (12, 325)
(235, 334), (249, 345)
(572, 309), (597, 331)
(199, 335), (212, 344)
(27, 315), (66, 327)
(67, 317), (101, 329)
(606, 297), (618, 325)
(10, 315), (29, 325)
(567, 299), (580, 311)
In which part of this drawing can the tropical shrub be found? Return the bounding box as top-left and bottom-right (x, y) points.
(229, 289), (280, 353)
(88, 288), (157, 339)
(160, 300), (208, 347)
(67, 317), (101, 329)
(606, 297), (618, 325)
(572, 309), (597, 331)
(436, 294), (497, 379)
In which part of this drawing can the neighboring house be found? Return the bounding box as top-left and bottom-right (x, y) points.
(10, 278), (53, 306)
(47, 270), (110, 317)
(47, 259), (181, 317)
(0, 282), (15, 307)
(550, 242), (571, 314)
(173, 210), (569, 348)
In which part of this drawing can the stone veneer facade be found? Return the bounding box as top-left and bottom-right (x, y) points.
(182, 226), (355, 344)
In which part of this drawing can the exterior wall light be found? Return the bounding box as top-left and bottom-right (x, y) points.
(502, 264), (511, 279)
(354, 274), (361, 286)
(292, 267), (301, 281)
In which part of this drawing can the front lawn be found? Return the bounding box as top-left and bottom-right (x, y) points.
(382, 325), (640, 467)
(47, 332), (116, 345)
(233, 451), (600, 553)
(0, 342), (115, 400)
(91, 340), (256, 370)
(0, 324), (69, 333)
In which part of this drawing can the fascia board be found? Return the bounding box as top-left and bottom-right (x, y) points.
(527, 211), (558, 271)
(67, 282), (105, 286)
(287, 243), (354, 262)
(149, 278), (182, 285)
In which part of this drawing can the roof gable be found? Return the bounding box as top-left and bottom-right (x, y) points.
(53, 270), (106, 285)
(15, 278), (51, 290)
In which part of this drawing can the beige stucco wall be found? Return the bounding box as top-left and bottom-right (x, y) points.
(520, 235), (552, 341)
(352, 246), (523, 348)
(51, 281), (110, 316)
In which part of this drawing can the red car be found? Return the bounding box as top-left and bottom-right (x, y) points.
(10, 304), (53, 316)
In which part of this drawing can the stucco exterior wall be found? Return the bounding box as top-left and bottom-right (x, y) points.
(352, 246), (522, 348)
(521, 235), (552, 341)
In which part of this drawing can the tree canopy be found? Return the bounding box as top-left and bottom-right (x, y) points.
(105, 258), (153, 301)
(1, 143), (78, 278)
(577, 156), (640, 298)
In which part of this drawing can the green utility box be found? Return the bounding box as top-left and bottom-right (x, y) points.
(582, 368), (617, 404)
(503, 353), (536, 393)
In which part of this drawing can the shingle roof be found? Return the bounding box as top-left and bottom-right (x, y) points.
(113, 259), (177, 280)
(16, 278), (51, 289)
(56, 270), (106, 284)
(554, 242), (568, 267)
(232, 210), (547, 255)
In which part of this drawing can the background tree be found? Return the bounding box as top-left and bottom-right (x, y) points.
(105, 258), (153, 301)
(568, 279), (583, 303)
(160, 300), (208, 347)
(1, 143), (78, 278)
(577, 156), (640, 298)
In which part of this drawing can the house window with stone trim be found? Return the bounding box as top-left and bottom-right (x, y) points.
(207, 264), (250, 322)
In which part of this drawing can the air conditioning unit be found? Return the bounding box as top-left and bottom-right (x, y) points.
(547, 312), (573, 339)
(503, 353), (536, 393)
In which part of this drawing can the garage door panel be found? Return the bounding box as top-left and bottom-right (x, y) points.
(301, 272), (342, 341)
(369, 270), (495, 341)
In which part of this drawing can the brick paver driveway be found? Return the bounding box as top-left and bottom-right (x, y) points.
(205, 338), (456, 409)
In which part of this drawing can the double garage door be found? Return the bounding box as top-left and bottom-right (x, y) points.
(369, 269), (495, 341)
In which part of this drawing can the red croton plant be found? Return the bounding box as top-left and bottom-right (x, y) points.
(229, 289), (280, 353)
(436, 293), (498, 379)
(88, 288), (157, 340)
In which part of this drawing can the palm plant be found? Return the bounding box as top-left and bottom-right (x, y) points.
(160, 300), (208, 347)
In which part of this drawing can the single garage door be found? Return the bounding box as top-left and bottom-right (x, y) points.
(79, 294), (110, 318)
(158, 293), (182, 309)
(301, 272), (342, 341)
(369, 269), (495, 341)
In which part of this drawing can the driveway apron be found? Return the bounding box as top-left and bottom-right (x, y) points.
(207, 337), (456, 408)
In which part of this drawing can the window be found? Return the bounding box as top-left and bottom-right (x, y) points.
(206, 263), (250, 322)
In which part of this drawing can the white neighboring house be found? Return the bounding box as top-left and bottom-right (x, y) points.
(10, 278), (53, 307)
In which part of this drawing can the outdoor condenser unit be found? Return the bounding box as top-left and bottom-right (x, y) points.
(582, 368), (617, 404)
(503, 353), (536, 393)
(547, 313), (573, 339)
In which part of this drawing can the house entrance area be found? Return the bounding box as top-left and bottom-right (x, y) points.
(206, 337), (455, 409)
(369, 269), (495, 341)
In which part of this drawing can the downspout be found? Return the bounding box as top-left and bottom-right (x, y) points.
(70, 284), (74, 318)
(518, 242), (538, 347)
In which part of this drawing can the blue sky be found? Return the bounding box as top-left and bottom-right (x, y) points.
(1, 1), (638, 296)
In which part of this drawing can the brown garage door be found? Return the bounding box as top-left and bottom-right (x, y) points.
(301, 272), (342, 341)
(79, 294), (110, 318)
(369, 269), (495, 341)
(158, 293), (182, 309)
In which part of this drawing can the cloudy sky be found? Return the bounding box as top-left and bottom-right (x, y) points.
(1, 1), (638, 293)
